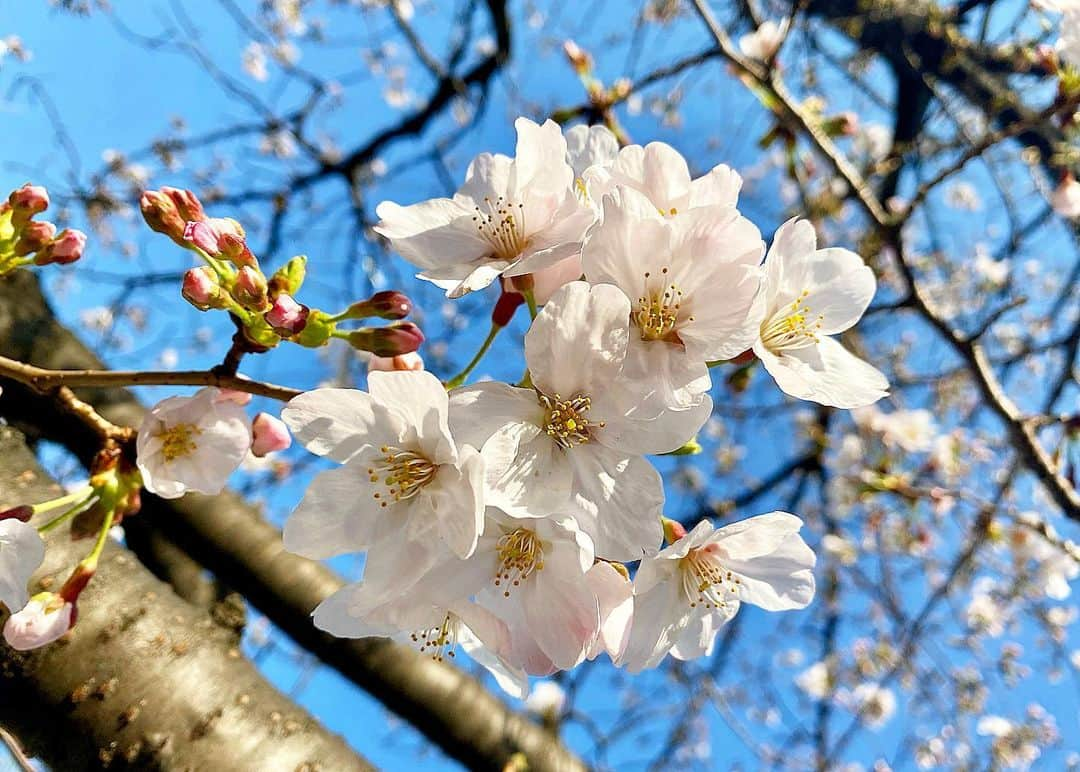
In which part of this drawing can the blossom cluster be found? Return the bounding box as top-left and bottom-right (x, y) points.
(0, 183), (87, 274)
(275, 119), (887, 690)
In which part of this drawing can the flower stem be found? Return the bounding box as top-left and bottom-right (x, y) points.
(37, 495), (97, 535)
(31, 486), (94, 516)
(522, 288), (538, 320)
(83, 504), (116, 570)
(446, 323), (502, 389)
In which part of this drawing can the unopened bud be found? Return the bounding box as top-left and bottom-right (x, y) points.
(265, 293), (309, 335)
(183, 217), (247, 259)
(8, 184), (49, 225)
(492, 291), (526, 327)
(346, 290), (412, 320)
(233, 266), (269, 311)
(563, 40), (591, 74)
(347, 321), (424, 357)
(268, 255), (307, 297)
(182, 267), (226, 310)
(140, 189), (187, 244)
(251, 412), (292, 457)
(368, 351), (425, 372)
(33, 229), (86, 266)
(662, 517), (687, 545)
(0, 505), (33, 522)
(161, 186), (205, 223)
(13, 220), (57, 256)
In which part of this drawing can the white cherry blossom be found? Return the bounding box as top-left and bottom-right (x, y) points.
(450, 281), (705, 560)
(738, 19), (789, 61)
(586, 141), (743, 218)
(0, 519), (45, 612)
(3, 592), (74, 651)
(374, 118), (594, 298)
(752, 219), (888, 408)
(621, 513), (815, 672)
(136, 387), (253, 499)
(585, 560), (633, 661)
(281, 370), (484, 561)
(582, 188), (764, 410)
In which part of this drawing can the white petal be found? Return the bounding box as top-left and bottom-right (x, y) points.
(448, 382), (543, 452)
(525, 281), (630, 398)
(565, 124), (619, 178)
(755, 336), (888, 409)
(282, 388), (401, 463)
(586, 562), (634, 660)
(714, 512), (817, 611)
(568, 446), (664, 561)
(487, 434), (574, 518)
(521, 551), (598, 670)
(368, 370), (456, 464)
(374, 198), (487, 270)
(619, 572), (685, 672)
(687, 163), (743, 209)
(0, 520), (45, 612)
(423, 446), (485, 558)
(670, 604), (738, 661)
(282, 461), (388, 559)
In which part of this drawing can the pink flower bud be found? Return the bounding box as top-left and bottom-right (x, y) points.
(368, 351), (425, 372)
(161, 186), (205, 223)
(184, 220), (221, 255)
(264, 293), (309, 335)
(214, 388), (253, 406)
(492, 290), (526, 327)
(33, 229), (86, 266)
(347, 321), (424, 357)
(0, 505), (33, 522)
(233, 265), (269, 311)
(3, 593), (74, 651)
(13, 220), (57, 257)
(140, 189), (188, 244)
(662, 517), (687, 545)
(182, 267), (223, 310)
(347, 290), (412, 320)
(8, 184), (49, 225)
(251, 412), (291, 457)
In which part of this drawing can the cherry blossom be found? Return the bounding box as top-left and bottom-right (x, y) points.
(621, 513), (815, 672)
(752, 219), (888, 408)
(738, 19), (789, 61)
(0, 519), (45, 612)
(582, 187), (763, 410)
(449, 281), (705, 560)
(374, 118), (594, 298)
(3, 592), (74, 651)
(585, 141), (743, 219)
(136, 387), (253, 499)
(281, 370), (484, 561)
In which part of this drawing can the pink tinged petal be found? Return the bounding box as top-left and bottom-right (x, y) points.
(368, 370), (456, 465)
(565, 124), (619, 178)
(567, 446), (664, 562)
(282, 461), (389, 559)
(3, 597), (74, 651)
(459, 624), (529, 699)
(687, 163), (743, 209)
(250, 412), (291, 457)
(373, 198), (487, 270)
(524, 281), (631, 398)
(0, 520), (46, 611)
(586, 562), (634, 660)
(504, 254), (583, 305)
(581, 191), (671, 295)
(520, 550), (599, 670)
(311, 584), (373, 638)
(419, 259), (512, 298)
(282, 388), (402, 463)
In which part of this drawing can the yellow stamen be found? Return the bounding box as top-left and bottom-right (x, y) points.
(367, 445), (437, 508)
(471, 195), (529, 261)
(539, 392), (603, 449)
(157, 423), (201, 462)
(494, 528), (546, 597)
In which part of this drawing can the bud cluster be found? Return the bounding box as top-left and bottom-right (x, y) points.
(140, 187), (425, 358)
(0, 183), (87, 275)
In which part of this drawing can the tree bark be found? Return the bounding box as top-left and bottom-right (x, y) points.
(0, 270), (587, 772)
(0, 427), (372, 772)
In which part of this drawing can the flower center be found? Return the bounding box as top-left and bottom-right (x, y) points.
(633, 268), (691, 342)
(680, 546), (740, 609)
(410, 612), (459, 662)
(494, 527), (545, 597)
(367, 445), (437, 508)
(539, 392), (603, 449)
(157, 423), (201, 462)
(760, 290), (823, 352)
(472, 195), (528, 261)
